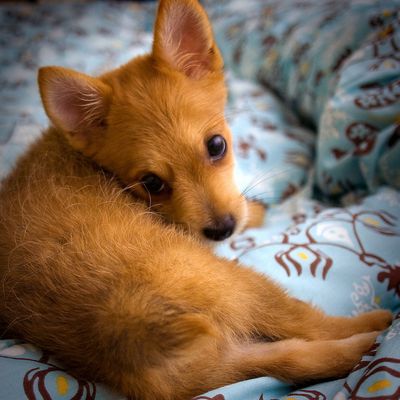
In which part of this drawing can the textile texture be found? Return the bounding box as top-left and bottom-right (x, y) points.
(0, 1), (399, 399)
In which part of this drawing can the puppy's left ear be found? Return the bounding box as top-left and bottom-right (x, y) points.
(38, 66), (112, 154)
(152, 0), (223, 79)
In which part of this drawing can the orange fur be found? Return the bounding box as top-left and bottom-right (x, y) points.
(0, 1), (392, 399)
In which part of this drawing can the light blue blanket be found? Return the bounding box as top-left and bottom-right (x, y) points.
(0, 1), (399, 399)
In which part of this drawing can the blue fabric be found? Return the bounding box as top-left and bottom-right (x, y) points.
(0, 340), (123, 399)
(227, 77), (315, 206)
(206, 0), (400, 198)
(0, 1), (399, 400)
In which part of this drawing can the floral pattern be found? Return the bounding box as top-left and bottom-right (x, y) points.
(205, 0), (400, 199)
(227, 77), (314, 206)
(0, 1), (399, 400)
(226, 207), (400, 284)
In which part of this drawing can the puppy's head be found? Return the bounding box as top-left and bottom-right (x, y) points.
(38, 0), (248, 242)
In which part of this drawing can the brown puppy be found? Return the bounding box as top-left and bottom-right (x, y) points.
(0, 1), (392, 399)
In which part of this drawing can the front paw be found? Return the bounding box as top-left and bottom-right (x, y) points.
(342, 331), (381, 365)
(355, 309), (392, 333)
(244, 200), (266, 229)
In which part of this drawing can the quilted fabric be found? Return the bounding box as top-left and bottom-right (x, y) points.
(0, 340), (123, 399)
(0, 1), (156, 179)
(0, 1), (399, 400)
(316, 22), (400, 198)
(218, 187), (400, 317)
(227, 77), (315, 206)
(206, 0), (400, 198)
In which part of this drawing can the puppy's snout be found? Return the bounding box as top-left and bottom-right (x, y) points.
(203, 214), (236, 241)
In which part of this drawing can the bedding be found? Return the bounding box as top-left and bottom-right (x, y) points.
(0, 1), (399, 400)
(207, 0), (400, 200)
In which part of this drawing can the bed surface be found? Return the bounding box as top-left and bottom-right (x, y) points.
(1, 1), (399, 399)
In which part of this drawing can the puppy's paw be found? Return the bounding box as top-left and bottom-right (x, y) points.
(334, 331), (378, 373)
(298, 332), (380, 381)
(355, 309), (392, 333)
(346, 331), (380, 351)
(244, 200), (266, 229)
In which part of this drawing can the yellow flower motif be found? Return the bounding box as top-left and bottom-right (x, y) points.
(298, 251), (308, 260)
(266, 50), (278, 66)
(363, 217), (380, 226)
(368, 379), (392, 393)
(300, 62), (310, 76)
(56, 375), (69, 396)
(383, 59), (396, 69)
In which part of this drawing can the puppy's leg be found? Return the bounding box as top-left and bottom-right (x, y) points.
(219, 265), (392, 341)
(1, 252), (387, 400)
(235, 208), (391, 340)
(276, 299), (392, 340)
(96, 288), (387, 399)
(258, 292), (392, 341)
(115, 329), (379, 400)
(253, 290), (392, 341)
(228, 331), (379, 384)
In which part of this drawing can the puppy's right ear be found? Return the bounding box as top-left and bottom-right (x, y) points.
(38, 66), (112, 152)
(152, 0), (223, 79)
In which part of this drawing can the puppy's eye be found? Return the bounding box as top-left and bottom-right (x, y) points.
(141, 173), (165, 194)
(206, 134), (226, 160)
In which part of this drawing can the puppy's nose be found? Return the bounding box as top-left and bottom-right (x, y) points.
(203, 214), (236, 241)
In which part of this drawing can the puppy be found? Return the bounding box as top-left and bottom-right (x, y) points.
(0, 1), (392, 399)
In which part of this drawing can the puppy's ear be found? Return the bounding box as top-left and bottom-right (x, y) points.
(38, 66), (112, 152)
(152, 0), (223, 79)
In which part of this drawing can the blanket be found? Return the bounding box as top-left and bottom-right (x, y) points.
(0, 1), (399, 399)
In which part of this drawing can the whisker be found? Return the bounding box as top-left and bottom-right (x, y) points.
(120, 182), (142, 193)
(241, 167), (295, 197)
(245, 194), (282, 203)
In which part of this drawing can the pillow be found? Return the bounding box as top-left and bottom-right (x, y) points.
(315, 18), (400, 198)
(206, 0), (400, 197)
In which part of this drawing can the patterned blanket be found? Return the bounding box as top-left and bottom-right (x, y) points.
(0, 1), (399, 399)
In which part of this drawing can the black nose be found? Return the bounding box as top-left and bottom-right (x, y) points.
(203, 214), (236, 241)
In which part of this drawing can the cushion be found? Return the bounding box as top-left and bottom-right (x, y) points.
(206, 0), (400, 198)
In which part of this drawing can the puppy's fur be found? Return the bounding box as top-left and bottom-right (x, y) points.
(0, 1), (392, 399)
